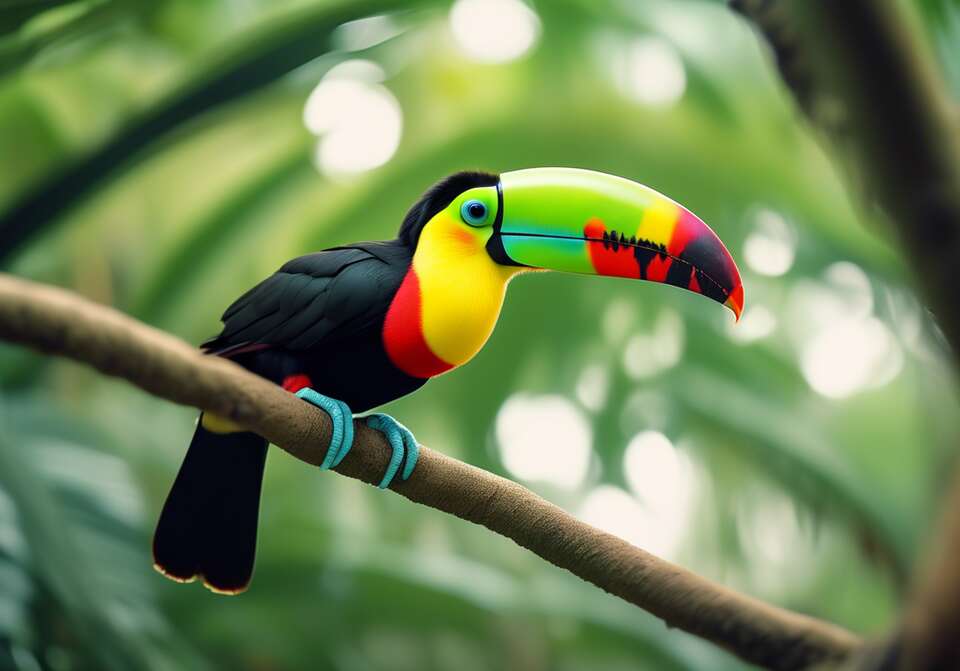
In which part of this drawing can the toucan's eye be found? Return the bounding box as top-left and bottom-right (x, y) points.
(460, 199), (489, 227)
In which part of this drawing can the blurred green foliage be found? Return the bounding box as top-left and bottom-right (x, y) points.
(1, 0), (959, 669)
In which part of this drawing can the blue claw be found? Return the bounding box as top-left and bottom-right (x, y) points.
(295, 388), (354, 470)
(363, 414), (419, 489)
(330, 399), (354, 467)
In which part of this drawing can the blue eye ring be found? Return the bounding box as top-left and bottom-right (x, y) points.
(460, 199), (489, 227)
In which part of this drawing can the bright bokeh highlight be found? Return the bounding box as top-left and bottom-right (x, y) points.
(449, 0), (541, 64)
(622, 432), (696, 558)
(801, 316), (903, 399)
(577, 433), (696, 559)
(788, 262), (903, 398)
(611, 37), (687, 108)
(744, 208), (796, 277)
(496, 394), (591, 489)
(303, 60), (402, 176)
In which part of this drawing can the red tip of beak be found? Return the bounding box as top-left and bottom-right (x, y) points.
(725, 283), (744, 321)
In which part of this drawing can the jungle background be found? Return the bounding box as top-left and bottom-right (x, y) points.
(1, 0), (959, 669)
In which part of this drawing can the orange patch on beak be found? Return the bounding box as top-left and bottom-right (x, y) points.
(725, 284), (744, 321)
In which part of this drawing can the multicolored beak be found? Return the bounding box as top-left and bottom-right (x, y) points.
(488, 167), (743, 319)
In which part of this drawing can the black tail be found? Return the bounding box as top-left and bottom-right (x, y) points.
(153, 419), (268, 594)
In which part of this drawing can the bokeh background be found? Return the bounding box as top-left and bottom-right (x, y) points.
(2, 0), (960, 669)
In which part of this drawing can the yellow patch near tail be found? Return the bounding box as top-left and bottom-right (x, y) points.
(153, 562), (197, 584)
(153, 562), (246, 595)
(202, 580), (247, 596)
(200, 412), (243, 434)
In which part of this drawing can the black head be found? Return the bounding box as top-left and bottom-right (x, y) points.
(398, 171), (500, 246)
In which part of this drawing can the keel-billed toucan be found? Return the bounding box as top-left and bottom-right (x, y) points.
(153, 167), (743, 594)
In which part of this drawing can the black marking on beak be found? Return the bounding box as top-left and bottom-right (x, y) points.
(600, 229), (641, 253)
(486, 181), (523, 266)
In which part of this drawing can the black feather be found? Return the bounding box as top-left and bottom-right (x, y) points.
(153, 424), (268, 593)
(203, 243), (410, 353)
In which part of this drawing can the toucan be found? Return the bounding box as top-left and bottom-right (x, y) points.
(152, 167), (744, 594)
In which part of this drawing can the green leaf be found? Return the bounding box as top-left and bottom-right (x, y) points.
(0, 400), (209, 670)
(0, 0), (438, 266)
(0, 0), (90, 36)
(671, 366), (912, 578)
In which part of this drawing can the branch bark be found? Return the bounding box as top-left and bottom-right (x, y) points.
(730, 3), (960, 670)
(0, 272), (859, 670)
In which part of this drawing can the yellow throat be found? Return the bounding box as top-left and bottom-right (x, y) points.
(412, 210), (522, 368)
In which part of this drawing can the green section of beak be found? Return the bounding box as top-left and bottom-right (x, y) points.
(499, 235), (595, 274)
(493, 167), (744, 319)
(498, 167), (668, 274)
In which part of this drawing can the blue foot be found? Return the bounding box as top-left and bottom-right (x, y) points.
(295, 388), (354, 470)
(363, 414), (419, 489)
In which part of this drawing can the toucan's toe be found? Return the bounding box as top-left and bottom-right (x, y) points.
(401, 430), (419, 481)
(364, 414), (418, 488)
(295, 388), (355, 469)
(331, 399), (354, 467)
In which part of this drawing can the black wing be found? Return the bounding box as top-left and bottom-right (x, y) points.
(203, 244), (406, 353)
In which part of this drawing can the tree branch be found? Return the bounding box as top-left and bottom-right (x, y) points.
(730, 3), (960, 670)
(898, 465), (960, 671)
(0, 272), (859, 670)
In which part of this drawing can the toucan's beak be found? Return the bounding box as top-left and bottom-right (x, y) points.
(488, 167), (744, 319)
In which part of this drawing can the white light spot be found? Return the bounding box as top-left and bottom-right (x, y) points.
(612, 37), (686, 108)
(728, 305), (776, 344)
(449, 0), (541, 64)
(577, 433), (697, 558)
(624, 432), (687, 507)
(786, 263), (872, 345)
(303, 61), (402, 176)
(496, 394), (590, 490)
(622, 432), (696, 557)
(576, 364), (609, 412)
(824, 261), (872, 318)
(786, 281), (856, 345)
(622, 309), (684, 379)
(744, 209), (796, 277)
(801, 316), (903, 399)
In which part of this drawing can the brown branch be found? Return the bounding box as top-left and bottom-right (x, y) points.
(898, 463), (960, 671)
(730, 3), (960, 670)
(0, 272), (859, 670)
